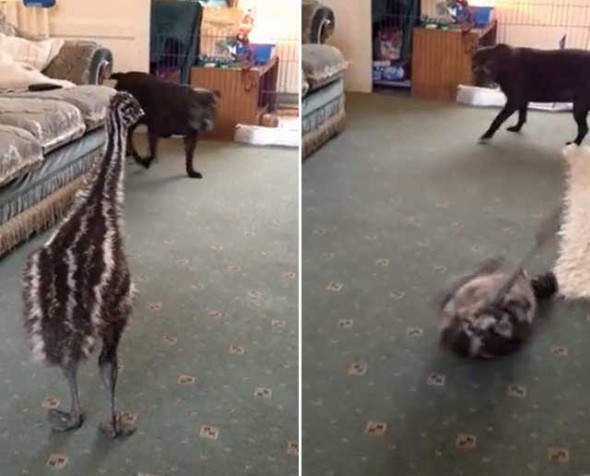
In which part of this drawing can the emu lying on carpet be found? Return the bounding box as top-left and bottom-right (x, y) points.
(22, 92), (143, 438)
(436, 207), (560, 360)
(110, 71), (220, 179)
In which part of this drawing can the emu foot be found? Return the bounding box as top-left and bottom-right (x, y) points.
(186, 170), (203, 179)
(48, 409), (84, 432)
(99, 411), (137, 438)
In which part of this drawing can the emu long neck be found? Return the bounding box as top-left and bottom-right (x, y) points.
(91, 112), (127, 220)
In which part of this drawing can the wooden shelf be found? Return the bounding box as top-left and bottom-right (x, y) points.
(191, 57), (280, 141)
(411, 20), (498, 101)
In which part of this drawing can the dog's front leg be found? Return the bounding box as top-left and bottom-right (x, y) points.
(479, 102), (518, 143)
(568, 100), (590, 146)
(507, 104), (528, 133)
(184, 131), (202, 179)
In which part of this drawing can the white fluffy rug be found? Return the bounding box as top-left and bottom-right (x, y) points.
(554, 144), (590, 299)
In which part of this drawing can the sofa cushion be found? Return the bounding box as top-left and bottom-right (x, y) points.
(302, 44), (346, 92)
(0, 32), (64, 71)
(7, 85), (116, 130)
(0, 97), (86, 153)
(302, 69), (310, 97)
(0, 124), (43, 187)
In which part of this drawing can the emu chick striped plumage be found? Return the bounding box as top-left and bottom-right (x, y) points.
(22, 91), (143, 437)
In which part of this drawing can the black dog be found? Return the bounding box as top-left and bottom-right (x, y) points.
(473, 43), (590, 145)
(110, 72), (219, 179)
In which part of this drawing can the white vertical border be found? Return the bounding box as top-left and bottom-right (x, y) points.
(297, 0), (302, 473)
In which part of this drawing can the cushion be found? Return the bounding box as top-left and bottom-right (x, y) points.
(0, 32), (64, 71)
(0, 97), (85, 153)
(4, 85), (115, 130)
(302, 69), (310, 97)
(0, 124), (43, 187)
(0, 13), (18, 37)
(302, 44), (346, 91)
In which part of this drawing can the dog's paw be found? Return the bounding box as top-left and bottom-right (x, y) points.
(507, 126), (521, 133)
(136, 158), (153, 169)
(187, 171), (203, 179)
(565, 140), (581, 147)
(478, 136), (491, 145)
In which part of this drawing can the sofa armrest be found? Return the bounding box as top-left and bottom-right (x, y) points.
(43, 40), (113, 85)
(302, 1), (335, 44)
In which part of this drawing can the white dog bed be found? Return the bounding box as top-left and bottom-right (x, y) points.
(554, 145), (590, 299)
(456, 84), (573, 112)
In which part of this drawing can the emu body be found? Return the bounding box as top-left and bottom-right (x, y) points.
(22, 92), (143, 437)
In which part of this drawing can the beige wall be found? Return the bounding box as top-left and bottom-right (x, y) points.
(48, 0), (150, 72)
(422, 0), (590, 49)
(321, 0), (372, 93)
(241, 0), (300, 93)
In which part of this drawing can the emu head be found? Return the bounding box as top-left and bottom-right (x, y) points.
(109, 91), (144, 128)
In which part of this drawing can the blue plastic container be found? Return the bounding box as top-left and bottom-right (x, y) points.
(471, 6), (494, 27)
(23, 0), (55, 6)
(236, 43), (275, 65)
(251, 43), (275, 65)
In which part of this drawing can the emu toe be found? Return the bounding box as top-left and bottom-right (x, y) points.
(48, 409), (84, 432)
(99, 412), (137, 438)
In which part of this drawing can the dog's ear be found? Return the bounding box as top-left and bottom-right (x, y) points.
(213, 89), (221, 100)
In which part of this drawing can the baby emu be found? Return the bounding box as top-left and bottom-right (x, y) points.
(22, 92), (143, 438)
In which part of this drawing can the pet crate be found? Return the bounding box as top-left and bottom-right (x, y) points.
(372, 0), (421, 90)
(150, 0), (203, 84)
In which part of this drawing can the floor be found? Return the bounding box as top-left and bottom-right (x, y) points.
(0, 139), (299, 476)
(302, 93), (590, 476)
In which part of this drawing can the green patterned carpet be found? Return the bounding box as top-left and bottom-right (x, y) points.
(302, 93), (590, 476)
(0, 140), (298, 475)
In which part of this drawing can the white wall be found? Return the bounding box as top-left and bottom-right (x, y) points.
(321, 0), (372, 93)
(48, 0), (150, 72)
(239, 0), (300, 93)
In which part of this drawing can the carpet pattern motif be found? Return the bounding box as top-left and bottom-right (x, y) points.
(0, 140), (299, 476)
(302, 94), (590, 476)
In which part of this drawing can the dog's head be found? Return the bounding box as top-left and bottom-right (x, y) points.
(189, 88), (221, 132)
(472, 43), (512, 85)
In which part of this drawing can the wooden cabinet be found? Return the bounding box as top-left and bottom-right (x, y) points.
(190, 57), (279, 141)
(411, 20), (497, 101)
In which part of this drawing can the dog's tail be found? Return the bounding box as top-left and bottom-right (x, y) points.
(531, 271), (558, 300)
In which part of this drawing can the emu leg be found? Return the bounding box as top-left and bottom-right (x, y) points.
(98, 323), (135, 438)
(184, 131), (202, 179)
(48, 366), (84, 432)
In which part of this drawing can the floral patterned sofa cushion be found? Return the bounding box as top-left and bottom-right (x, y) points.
(5, 85), (116, 130)
(302, 44), (346, 94)
(0, 97), (86, 154)
(0, 124), (43, 187)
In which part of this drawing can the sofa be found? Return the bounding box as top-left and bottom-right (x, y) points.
(0, 16), (114, 258)
(302, 0), (347, 159)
